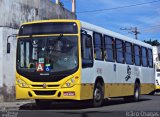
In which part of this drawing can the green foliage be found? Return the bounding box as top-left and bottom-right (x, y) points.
(144, 39), (160, 46)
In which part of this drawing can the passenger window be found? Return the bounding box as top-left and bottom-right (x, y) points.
(116, 39), (124, 63)
(142, 47), (148, 67)
(81, 33), (93, 68)
(104, 35), (114, 62)
(148, 49), (153, 68)
(93, 32), (103, 60)
(125, 42), (133, 65)
(134, 45), (141, 66)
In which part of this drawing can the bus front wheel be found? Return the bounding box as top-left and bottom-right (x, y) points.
(93, 82), (104, 107)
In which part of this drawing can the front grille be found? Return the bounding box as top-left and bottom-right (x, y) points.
(32, 85), (59, 88)
(34, 91), (56, 95)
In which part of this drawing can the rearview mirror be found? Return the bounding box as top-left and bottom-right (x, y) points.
(7, 43), (11, 53)
(6, 34), (17, 54)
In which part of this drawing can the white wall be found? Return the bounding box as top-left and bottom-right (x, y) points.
(2, 28), (17, 87)
(0, 28), (3, 87)
(0, 0), (76, 28)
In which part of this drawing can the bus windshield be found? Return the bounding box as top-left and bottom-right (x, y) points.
(17, 36), (78, 74)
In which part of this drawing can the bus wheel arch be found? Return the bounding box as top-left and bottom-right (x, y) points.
(92, 76), (105, 107)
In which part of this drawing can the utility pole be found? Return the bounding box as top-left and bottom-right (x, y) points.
(55, 0), (76, 14)
(120, 27), (140, 40)
(55, 0), (60, 4)
(72, 0), (76, 13)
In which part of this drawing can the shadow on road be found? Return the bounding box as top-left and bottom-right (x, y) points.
(19, 98), (151, 110)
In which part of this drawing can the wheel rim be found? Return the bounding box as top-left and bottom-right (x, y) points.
(135, 89), (139, 98)
(94, 88), (102, 102)
(135, 86), (140, 100)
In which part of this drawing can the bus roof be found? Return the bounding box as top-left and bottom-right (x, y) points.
(21, 19), (80, 25)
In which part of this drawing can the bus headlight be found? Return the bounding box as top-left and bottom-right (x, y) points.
(62, 76), (79, 88)
(17, 78), (29, 88)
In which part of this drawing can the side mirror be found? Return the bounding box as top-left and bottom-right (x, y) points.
(6, 34), (17, 54)
(85, 36), (92, 48)
(7, 43), (11, 53)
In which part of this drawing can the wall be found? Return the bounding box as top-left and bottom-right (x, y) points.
(0, 0), (76, 28)
(0, 0), (76, 102)
(0, 28), (17, 101)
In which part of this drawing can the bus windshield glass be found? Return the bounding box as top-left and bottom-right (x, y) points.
(17, 36), (78, 74)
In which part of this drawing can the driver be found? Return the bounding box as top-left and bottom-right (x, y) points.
(54, 40), (63, 52)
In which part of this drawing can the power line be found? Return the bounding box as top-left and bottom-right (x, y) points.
(119, 25), (160, 38)
(141, 25), (160, 30)
(77, 0), (160, 14)
(120, 27), (140, 39)
(141, 26), (160, 32)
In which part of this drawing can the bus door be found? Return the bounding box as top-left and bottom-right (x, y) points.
(81, 30), (94, 85)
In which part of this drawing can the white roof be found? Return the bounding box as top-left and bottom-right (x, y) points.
(80, 21), (152, 48)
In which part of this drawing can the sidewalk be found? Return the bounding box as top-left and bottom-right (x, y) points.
(0, 101), (34, 110)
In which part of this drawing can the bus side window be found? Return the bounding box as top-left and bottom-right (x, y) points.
(116, 39), (124, 63)
(148, 49), (153, 68)
(142, 47), (148, 67)
(104, 35), (114, 62)
(93, 32), (103, 60)
(125, 42), (133, 65)
(134, 45), (141, 66)
(81, 33), (93, 68)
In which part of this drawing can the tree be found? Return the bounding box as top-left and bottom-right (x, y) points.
(143, 39), (160, 46)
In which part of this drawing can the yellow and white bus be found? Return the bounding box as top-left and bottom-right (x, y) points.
(15, 20), (155, 107)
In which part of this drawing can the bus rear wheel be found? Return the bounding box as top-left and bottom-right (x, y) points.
(93, 82), (104, 107)
(133, 82), (140, 101)
(124, 82), (140, 102)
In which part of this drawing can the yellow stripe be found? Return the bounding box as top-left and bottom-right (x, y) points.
(80, 83), (155, 100)
(80, 84), (94, 100)
(155, 85), (160, 90)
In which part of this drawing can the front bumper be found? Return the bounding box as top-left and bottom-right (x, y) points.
(16, 84), (81, 100)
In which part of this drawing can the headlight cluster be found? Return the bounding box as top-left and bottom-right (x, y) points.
(17, 78), (29, 88)
(62, 76), (79, 88)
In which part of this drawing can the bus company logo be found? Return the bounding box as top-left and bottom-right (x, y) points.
(125, 66), (131, 81)
(43, 83), (47, 88)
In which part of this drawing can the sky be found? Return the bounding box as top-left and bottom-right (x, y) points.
(54, 0), (160, 41)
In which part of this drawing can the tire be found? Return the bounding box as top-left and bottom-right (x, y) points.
(92, 82), (104, 107)
(35, 99), (52, 108)
(133, 82), (141, 101)
(124, 82), (140, 102)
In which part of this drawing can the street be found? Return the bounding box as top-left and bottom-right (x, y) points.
(0, 94), (160, 117)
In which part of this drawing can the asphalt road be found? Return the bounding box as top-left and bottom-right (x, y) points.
(1, 94), (160, 117)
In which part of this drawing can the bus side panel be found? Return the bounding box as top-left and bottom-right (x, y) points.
(80, 68), (94, 100)
(141, 67), (155, 94)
